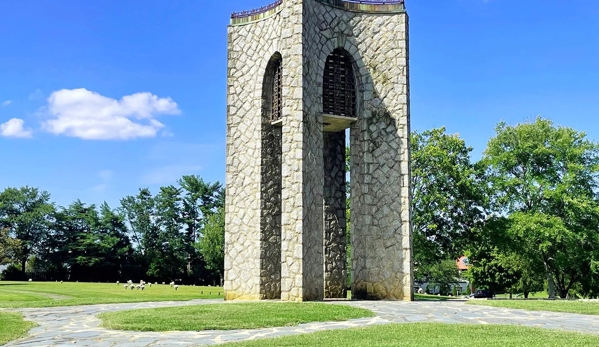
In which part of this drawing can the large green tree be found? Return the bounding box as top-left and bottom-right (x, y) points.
(411, 128), (486, 273)
(151, 185), (187, 280)
(41, 200), (132, 281)
(482, 117), (599, 298)
(178, 175), (224, 275)
(0, 187), (54, 273)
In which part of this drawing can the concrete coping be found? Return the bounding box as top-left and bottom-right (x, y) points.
(230, 0), (405, 27)
(317, 0), (406, 14)
(230, 0), (283, 26)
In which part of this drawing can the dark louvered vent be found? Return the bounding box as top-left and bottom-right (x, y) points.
(323, 49), (356, 117)
(272, 59), (283, 122)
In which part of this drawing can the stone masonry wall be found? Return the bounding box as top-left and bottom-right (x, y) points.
(323, 131), (347, 299)
(303, 0), (413, 300)
(226, 0), (411, 301)
(260, 123), (282, 299)
(226, 0), (325, 301)
(225, 4), (285, 301)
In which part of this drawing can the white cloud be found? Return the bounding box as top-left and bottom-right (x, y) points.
(2, 100), (11, 107)
(142, 164), (202, 185)
(0, 118), (33, 138)
(41, 88), (181, 140)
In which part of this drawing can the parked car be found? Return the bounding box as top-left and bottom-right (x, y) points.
(470, 290), (493, 298)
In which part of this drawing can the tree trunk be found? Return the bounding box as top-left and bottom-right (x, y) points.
(559, 289), (568, 299)
(545, 263), (556, 299)
(524, 291), (529, 299)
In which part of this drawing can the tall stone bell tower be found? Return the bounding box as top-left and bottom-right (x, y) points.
(224, 0), (412, 302)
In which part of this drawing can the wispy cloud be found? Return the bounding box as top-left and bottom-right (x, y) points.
(0, 118), (33, 138)
(141, 164), (203, 185)
(2, 100), (11, 107)
(98, 169), (113, 181)
(90, 170), (114, 193)
(28, 89), (44, 101)
(91, 184), (109, 193)
(40, 88), (181, 140)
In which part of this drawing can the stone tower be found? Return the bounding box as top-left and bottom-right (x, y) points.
(225, 0), (412, 301)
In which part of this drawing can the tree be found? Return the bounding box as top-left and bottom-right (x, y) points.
(120, 188), (158, 258)
(0, 227), (22, 265)
(411, 128), (486, 269)
(97, 202), (133, 280)
(197, 206), (225, 283)
(38, 200), (132, 281)
(0, 187), (54, 273)
(417, 258), (460, 295)
(150, 185), (187, 280)
(483, 117), (599, 298)
(178, 175), (224, 276)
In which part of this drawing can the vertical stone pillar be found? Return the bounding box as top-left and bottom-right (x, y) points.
(279, 0), (325, 302)
(323, 131), (347, 298)
(260, 124), (282, 299)
(350, 11), (412, 301)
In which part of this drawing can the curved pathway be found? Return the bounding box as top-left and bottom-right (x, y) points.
(4, 300), (599, 346)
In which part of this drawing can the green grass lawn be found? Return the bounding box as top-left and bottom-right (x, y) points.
(99, 302), (374, 331)
(219, 323), (599, 347)
(0, 281), (222, 308)
(0, 312), (36, 345)
(468, 299), (599, 316)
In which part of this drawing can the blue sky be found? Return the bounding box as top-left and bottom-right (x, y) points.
(1, 0), (598, 209)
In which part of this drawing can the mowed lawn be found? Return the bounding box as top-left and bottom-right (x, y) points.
(99, 302), (374, 331)
(468, 299), (599, 316)
(219, 323), (599, 347)
(0, 281), (222, 308)
(0, 312), (36, 345)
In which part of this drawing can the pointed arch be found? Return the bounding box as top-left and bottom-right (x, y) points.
(323, 48), (356, 118)
(262, 52), (283, 122)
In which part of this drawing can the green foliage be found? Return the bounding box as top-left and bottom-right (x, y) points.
(418, 259), (461, 295)
(0, 227), (21, 266)
(37, 200), (132, 281)
(478, 117), (599, 298)
(0, 186), (54, 273)
(1, 264), (24, 280)
(99, 302), (374, 331)
(411, 128), (486, 272)
(197, 206), (225, 275)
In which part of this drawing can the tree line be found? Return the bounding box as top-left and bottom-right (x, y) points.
(2, 116), (598, 298)
(412, 117), (599, 299)
(0, 176), (225, 284)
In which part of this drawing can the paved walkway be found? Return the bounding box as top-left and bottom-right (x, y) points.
(4, 299), (599, 347)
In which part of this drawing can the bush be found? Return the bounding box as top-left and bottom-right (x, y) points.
(1, 264), (25, 281)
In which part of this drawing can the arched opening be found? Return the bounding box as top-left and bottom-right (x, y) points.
(262, 53), (283, 123)
(322, 48), (357, 299)
(323, 48), (356, 118)
(260, 53), (283, 299)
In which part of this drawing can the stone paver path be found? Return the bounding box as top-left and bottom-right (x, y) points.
(4, 300), (599, 346)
